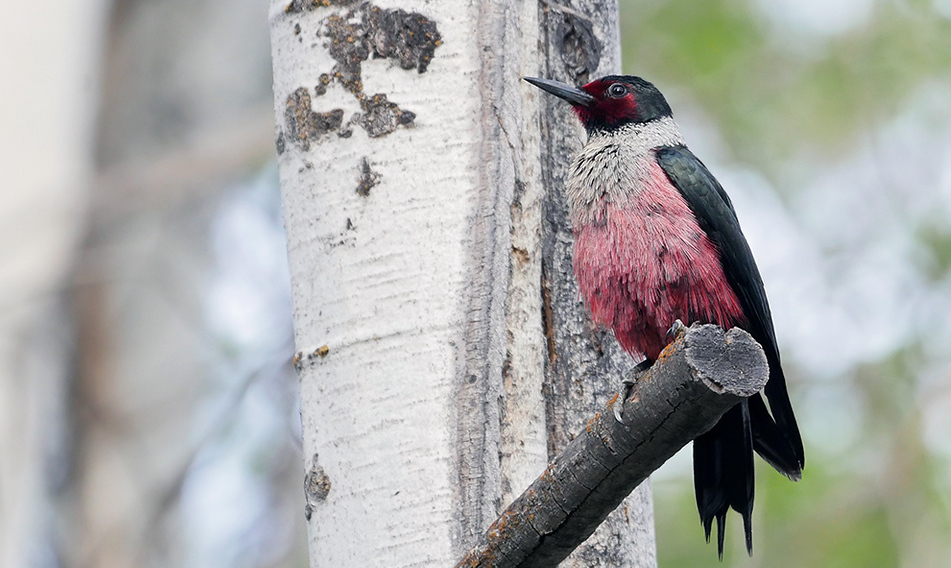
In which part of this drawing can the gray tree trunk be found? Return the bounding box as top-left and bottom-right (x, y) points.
(269, 0), (655, 565)
(535, 1), (657, 566)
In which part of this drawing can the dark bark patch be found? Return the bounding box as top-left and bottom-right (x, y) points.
(320, 3), (439, 135)
(357, 93), (415, 137)
(285, 0), (358, 13)
(284, 87), (344, 150)
(275, 131), (286, 155)
(356, 156), (380, 196)
(324, 10), (372, 93)
(314, 73), (332, 96)
(323, 3), (441, 95)
(364, 4), (442, 73)
(283, 3), (440, 152)
(512, 247), (530, 267)
(304, 454), (332, 521)
(556, 12), (602, 84)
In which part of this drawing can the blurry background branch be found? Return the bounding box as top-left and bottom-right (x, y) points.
(91, 110), (275, 226)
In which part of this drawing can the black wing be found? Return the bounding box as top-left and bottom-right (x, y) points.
(655, 145), (805, 473)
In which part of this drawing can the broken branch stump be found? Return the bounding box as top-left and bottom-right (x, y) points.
(456, 324), (769, 568)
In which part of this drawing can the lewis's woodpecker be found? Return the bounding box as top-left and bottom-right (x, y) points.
(525, 75), (804, 556)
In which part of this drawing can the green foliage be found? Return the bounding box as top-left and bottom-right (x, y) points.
(655, 458), (904, 567)
(620, 1), (951, 565)
(915, 222), (951, 281)
(622, 0), (951, 177)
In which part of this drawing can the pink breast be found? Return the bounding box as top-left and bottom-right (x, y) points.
(572, 163), (745, 360)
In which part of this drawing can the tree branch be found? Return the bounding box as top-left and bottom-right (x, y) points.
(456, 323), (769, 568)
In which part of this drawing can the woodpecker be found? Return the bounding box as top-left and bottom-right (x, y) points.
(525, 75), (804, 557)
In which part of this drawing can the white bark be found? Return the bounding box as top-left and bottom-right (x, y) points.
(272, 1), (498, 563)
(271, 0), (653, 565)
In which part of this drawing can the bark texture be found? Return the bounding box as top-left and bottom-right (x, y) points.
(535, 0), (657, 566)
(456, 324), (769, 567)
(271, 0), (643, 565)
(271, 0), (549, 564)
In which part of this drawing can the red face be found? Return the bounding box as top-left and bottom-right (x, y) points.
(523, 75), (672, 132)
(573, 79), (641, 130)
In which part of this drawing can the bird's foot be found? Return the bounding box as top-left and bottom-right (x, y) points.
(614, 359), (653, 423)
(666, 319), (687, 343)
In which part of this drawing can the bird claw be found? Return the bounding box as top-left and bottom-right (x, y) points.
(613, 400), (625, 423)
(614, 359), (653, 423)
(666, 319), (687, 343)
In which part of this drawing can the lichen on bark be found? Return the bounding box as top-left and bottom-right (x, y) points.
(358, 93), (416, 137)
(356, 157), (380, 196)
(323, 2), (442, 94)
(280, 3), (442, 149)
(285, 0), (358, 14)
(284, 87), (345, 150)
(303, 453), (332, 521)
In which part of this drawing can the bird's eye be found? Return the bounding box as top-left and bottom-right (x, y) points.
(607, 83), (627, 98)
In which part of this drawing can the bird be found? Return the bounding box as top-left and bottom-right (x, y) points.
(524, 75), (804, 557)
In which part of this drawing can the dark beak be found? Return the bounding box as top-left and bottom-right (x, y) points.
(523, 77), (595, 107)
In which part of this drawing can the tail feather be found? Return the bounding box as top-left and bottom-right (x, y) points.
(761, 354), (805, 469)
(693, 401), (755, 558)
(749, 393), (802, 480)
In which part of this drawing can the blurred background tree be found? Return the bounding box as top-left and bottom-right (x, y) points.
(0, 0), (949, 567)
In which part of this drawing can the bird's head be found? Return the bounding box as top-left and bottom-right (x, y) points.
(524, 75), (672, 133)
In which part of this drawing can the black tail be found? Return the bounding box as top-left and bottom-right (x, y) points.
(693, 383), (803, 559)
(693, 400), (755, 558)
(749, 392), (803, 480)
(757, 356), (805, 475)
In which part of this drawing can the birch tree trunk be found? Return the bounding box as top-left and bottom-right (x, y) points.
(269, 0), (655, 565)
